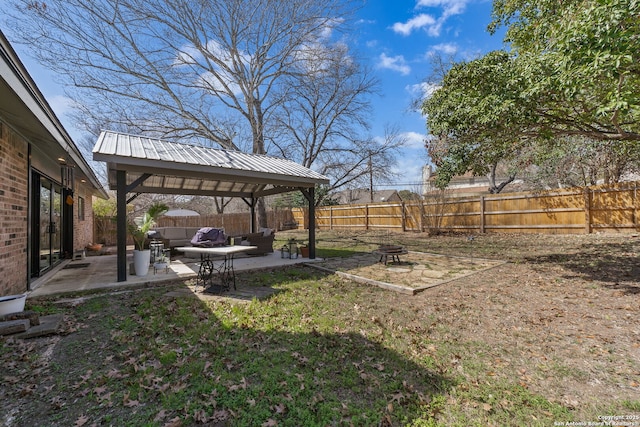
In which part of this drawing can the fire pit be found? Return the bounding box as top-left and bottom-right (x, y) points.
(373, 245), (408, 265)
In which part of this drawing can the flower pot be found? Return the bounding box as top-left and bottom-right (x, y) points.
(86, 243), (103, 252)
(0, 293), (27, 316)
(133, 249), (151, 276)
(300, 246), (309, 258)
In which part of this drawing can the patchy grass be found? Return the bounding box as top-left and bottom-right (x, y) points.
(2, 231), (639, 426)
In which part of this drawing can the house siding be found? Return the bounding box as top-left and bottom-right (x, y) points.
(0, 122), (29, 295)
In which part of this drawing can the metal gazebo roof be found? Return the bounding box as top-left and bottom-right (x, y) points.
(93, 130), (329, 196)
(92, 130), (329, 282)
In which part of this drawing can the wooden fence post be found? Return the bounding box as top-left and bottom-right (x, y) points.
(329, 206), (333, 230)
(420, 200), (425, 233)
(584, 187), (592, 234)
(479, 195), (485, 234)
(401, 202), (406, 232)
(365, 204), (369, 230)
(634, 183), (638, 231)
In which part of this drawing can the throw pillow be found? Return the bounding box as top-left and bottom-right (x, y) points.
(259, 227), (272, 236)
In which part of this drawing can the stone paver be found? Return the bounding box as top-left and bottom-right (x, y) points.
(310, 251), (506, 294)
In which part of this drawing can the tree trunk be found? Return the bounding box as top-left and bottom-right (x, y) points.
(256, 198), (268, 228)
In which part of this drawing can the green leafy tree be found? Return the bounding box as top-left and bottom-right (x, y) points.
(423, 51), (531, 192)
(489, 0), (640, 141)
(92, 197), (118, 218)
(527, 137), (640, 188)
(423, 0), (640, 190)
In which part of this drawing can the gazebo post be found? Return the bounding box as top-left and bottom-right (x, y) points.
(299, 186), (317, 259)
(94, 131), (331, 282)
(116, 170), (127, 282)
(250, 196), (256, 233)
(308, 186), (316, 259)
(241, 197), (257, 233)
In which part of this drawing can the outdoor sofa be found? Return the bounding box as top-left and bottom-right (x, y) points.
(229, 228), (275, 255)
(146, 226), (202, 249)
(146, 226), (274, 255)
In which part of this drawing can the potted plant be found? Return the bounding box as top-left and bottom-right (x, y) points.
(299, 244), (309, 258)
(153, 251), (169, 273)
(129, 202), (168, 276)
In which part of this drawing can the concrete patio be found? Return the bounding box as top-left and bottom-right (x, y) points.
(29, 248), (320, 299)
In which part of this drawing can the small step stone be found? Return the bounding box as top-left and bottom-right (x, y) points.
(0, 310), (40, 326)
(13, 314), (63, 339)
(0, 319), (30, 335)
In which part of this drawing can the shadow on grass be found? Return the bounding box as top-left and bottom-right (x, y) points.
(522, 241), (640, 295)
(4, 266), (452, 426)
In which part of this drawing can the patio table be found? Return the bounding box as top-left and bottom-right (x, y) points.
(176, 245), (257, 293)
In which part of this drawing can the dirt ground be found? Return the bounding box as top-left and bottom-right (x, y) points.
(319, 231), (640, 413)
(2, 231), (639, 425)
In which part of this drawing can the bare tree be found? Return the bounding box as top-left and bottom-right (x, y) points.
(269, 42), (401, 201)
(7, 0), (357, 226)
(526, 136), (640, 189)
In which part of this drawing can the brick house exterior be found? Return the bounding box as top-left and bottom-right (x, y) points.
(0, 123), (28, 296)
(0, 31), (107, 296)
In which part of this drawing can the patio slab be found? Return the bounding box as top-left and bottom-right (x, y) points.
(29, 250), (321, 298)
(308, 251), (507, 295)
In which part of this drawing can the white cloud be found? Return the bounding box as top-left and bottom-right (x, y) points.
(317, 17), (344, 41)
(407, 82), (440, 100)
(389, 153), (429, 191)
(356, 18), (376, 26)
(174, 40), (247, 96)
(293, 40), (352, 76)
(197, 71), (242, 97)
(366, 39), (379, 48)
(374, 131), (426, 150)
(377, 53), (411, 75)
(429, 42), (458, 56)
(402, 131), (427, 149)
(416, 0), (470, 18)
(174, 45), (202, 66)
(392, 0), (471, 37)
(391, 13), (436, 36)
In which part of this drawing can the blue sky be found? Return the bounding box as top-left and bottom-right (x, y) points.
(7, 0), (505, 192)
(353, 0), (505, 191)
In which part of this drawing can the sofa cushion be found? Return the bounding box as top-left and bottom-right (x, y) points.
(186, 227), (201, 240)
(258, 227), (272, 236)
(158, 227), (188, 240)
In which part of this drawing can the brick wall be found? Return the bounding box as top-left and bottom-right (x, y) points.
(0, 122), (29, 296)
(73, 186), (94, 251)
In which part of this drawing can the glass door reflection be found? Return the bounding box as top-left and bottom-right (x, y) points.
(37, 177), (63, 275)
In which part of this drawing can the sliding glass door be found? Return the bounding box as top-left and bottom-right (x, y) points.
(32, 175), (63, 276)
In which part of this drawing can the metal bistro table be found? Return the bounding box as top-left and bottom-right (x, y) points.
(176, 245), (257, 293)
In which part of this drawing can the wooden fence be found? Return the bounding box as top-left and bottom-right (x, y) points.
(94, 209), (297, 246)
(292, 182), (640, 234)
(93, 183), (640, 244)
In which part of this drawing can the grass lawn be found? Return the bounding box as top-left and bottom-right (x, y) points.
(1, 230), (639, 426)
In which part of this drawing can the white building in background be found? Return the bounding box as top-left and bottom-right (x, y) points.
(422, 165), (491, 196)
(422, 165), (525, 197)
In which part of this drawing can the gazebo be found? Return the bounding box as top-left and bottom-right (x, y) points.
(93, 130), (329, 282)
